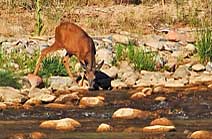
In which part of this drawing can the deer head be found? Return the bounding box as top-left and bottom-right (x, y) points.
(80, 60), (104, 89)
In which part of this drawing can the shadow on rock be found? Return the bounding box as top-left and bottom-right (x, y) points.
(76, 71), (112, 90)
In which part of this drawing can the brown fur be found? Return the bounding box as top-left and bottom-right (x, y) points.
(33, 22), (99, 88)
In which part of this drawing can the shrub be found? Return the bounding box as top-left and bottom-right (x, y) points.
(0, 70), (22, 89)
(196, 27), (212, 64)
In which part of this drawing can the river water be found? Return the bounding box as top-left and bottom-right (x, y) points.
(0, 89), (212, 139)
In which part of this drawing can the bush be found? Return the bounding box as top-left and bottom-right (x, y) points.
(0, 70), (22, 89)
(196, 27), (212, 64)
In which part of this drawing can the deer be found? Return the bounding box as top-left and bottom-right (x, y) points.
(33, 22), (104, 89)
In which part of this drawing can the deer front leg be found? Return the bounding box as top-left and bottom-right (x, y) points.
(34, 42), (61, 75)
(63, 54), (74, 78)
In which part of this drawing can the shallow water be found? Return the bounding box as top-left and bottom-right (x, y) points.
(0, 89), (212, 139)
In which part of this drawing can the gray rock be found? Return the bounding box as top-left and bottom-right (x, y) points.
(102, 66), (119, 79)
(96, 48), (113, 65)
(0, 87), (28, 103)
(185, 43), (196, 53)
(135, 71), (166, 86)
(49, 76), (75, 90)
(173, 66), (190, 79)
(112, 34), (130, 44)
(206, 62), (212, 72)
(192, 64), (205, 72)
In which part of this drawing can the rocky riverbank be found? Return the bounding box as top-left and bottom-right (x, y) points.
(1, 27), (212, 139)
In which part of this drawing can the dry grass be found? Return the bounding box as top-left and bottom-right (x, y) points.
(0, 0), (211, 37)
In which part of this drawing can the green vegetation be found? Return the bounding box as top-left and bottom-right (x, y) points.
(113, 44), (156, 71)
(0, 47), (77, 79)
(196, 27), (212, 64)
(0, 48), (39, 75)
(34, 0), (43, 36)
(0, 70), (22, 89)
(39, 56), (77, 78)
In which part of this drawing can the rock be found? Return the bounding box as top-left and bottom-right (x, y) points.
(192, 64), (205, 72)
(0, 102), (7, 109)
(130, 88), (152, 100)
(49, 76), (75, 90)
(27, 74), (43, 89)
(96, 48), (113, 65)
(154, 96), (167, 101)
(28, 88), (51, 98)
(119, 61), (134, 73)
(172, 66), (190, 79)
(206, 62), (212, 72)
(96, 123), (113, 132)
(142, 125), (176, 132)
(165, 78), (188, 87)
(111, 79), (127, 89)
(190, 130), (212, 139)
(25, 98), (41, 106)
(166, 31), (181, 42)
(79, 96), (104, 108)
(166, 30), (195, 43)
(54, 92), (80, 104)
(112, 34), (130, 44)
(28, 88), (55, 103)
(39, 94), (56, 103)
(136, 71), (166, 86)
(40, 118), (81, 131)
(102, 66), (118, 79)
(130, 92), (146, 100)
(30, 132), (47, 139)
(112, 108), (151, 119)
(0, 87), (28, 103)
(190, 73), (212, 84)
(150, 118), (174, 126)
(185, 44), (196, 53)
(165, 57), (177, 72)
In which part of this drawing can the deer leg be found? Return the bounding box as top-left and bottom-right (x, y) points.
(62, 54), (74, 78)
(33, 42), (61, 75)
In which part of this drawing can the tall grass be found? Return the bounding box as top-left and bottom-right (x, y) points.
(196, 27), (212, 64)
(113, 44), (156, 71)
(35, 0), (43, 36)
(39, 55), (78, 78)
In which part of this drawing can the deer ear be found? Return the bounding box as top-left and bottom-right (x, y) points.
(96, 60), (104, 71)
(80, 61), (87, 71)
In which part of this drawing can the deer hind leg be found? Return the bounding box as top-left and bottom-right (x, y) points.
(33, 42), (61, 75)
(62, 53), (74, 78)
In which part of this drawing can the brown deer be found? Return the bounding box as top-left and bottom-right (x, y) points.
(33, 22), (104, 89)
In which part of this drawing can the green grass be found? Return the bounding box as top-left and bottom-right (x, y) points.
(38, 55), (78, 78)
(113, 44), (156, 71)
(0, 69), (22, 89)
(196, 27), (212, 64)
